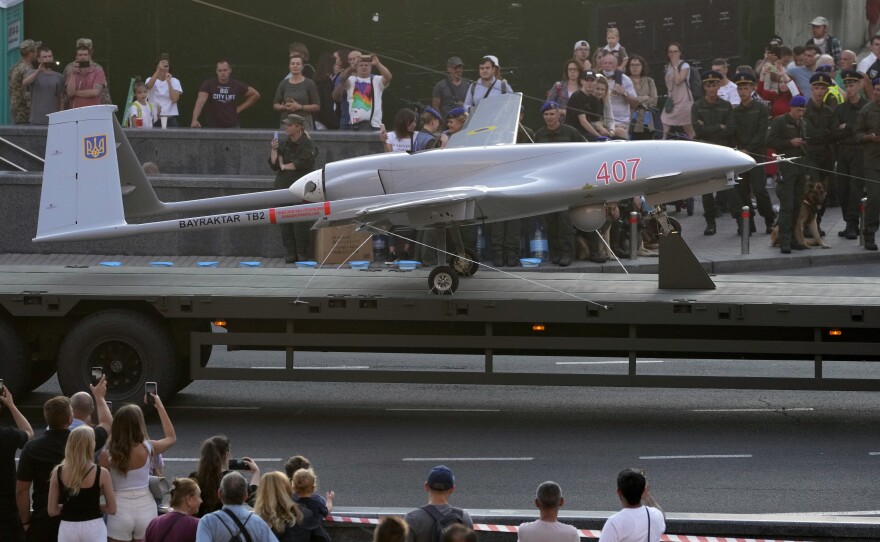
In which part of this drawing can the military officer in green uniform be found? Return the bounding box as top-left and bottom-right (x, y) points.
(832, 70), (869, 240)
(853, 77), (880, 251)
(9, 39), (40, 124)
(767, 96), (809, 253)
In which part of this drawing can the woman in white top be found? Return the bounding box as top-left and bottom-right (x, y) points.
(100, 395), (176, 542)
(145, 57), (182, 127)
(382, 108), (417, 152)
(593, 76), (628, 139)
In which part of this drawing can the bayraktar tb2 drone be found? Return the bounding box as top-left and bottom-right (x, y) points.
(34, 94), (754, 293)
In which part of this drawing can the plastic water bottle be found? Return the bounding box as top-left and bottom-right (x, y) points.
(530, 221), (548, 261)
(476, 225), (486, 261)
(372, 234), (386, 262)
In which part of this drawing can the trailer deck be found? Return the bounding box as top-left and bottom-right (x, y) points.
(1, 265), (879, 401)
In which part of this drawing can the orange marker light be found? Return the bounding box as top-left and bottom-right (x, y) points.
(532, 324), (545, 332)
(212, 320), (227, 328)
(828, 329), (842, 337)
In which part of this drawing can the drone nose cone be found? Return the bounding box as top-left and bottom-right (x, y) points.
(725, 147), (757, 173)
(289, 169), (324, 202)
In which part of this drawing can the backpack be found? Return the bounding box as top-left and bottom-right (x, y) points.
(676, 62), (702, 101)
(220, 509), (254, 542)
(421, 505), (465, 542)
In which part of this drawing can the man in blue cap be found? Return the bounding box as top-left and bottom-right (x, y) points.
(854, 77), (880, 251)
(404, 465), (473, 542)
(691, 70), (740, 235)
(832, 70), (868, 240)
(804, 71), (837, 228)
(535, 101), (586, 266)
(767, 96), (809, 253)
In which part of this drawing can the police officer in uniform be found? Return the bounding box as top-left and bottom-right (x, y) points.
(853, 77), (880, 251)
(534, 101), (586, 266)
(731, 71), (776, 234)
(767, 96), (809, 253)
(804, 71), (836, 232)
(691, 70), (739, 235)
(832, 70), (869, 240)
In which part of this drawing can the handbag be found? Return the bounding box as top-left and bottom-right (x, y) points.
(663, 98), (674, 114)
(148, 443), (172, 500)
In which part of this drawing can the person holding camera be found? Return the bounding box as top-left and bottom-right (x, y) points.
(191, 435), (261, 518)
(0, 387), (33, 539)
(23, 46), (65, 124)
(65, 43), (107, 109)
(333, 53), (392, 131)
(146, 55), (183, 128)
(598, 469), (665, 542)
(100, 395), (176, 542)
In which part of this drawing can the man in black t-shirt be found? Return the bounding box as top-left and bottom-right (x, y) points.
(191, 60), (261, 128)
(564, 70), (604, 141)
(0, 389), (33, 540)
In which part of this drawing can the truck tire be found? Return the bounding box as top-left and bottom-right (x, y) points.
(56, 310), (177, 405)
(0, 319), (30, 397)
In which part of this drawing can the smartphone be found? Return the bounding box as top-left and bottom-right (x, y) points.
(77, 60), (89, 69)
(105, 400), (113, 411)
(0, 379), (4, 396)
(228, 459), (248, 470)
(273, 131), (279, 142)
(145, 381), (157, 404)
(91, 367), (103, 386)
(361, 55), (373, 63)
(160, 52), (170, 61)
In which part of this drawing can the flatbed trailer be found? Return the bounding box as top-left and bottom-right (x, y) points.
(1, 265), (879, 403)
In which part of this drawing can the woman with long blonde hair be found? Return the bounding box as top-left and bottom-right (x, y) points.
(100, 395), (176, 542)
(255, 471), (327, 542)
(48, 425), (116, 541)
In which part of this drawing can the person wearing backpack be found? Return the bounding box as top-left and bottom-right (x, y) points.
(404, 465), (473, 542)
(196, 471), (279, 542)
(660, 42), (696, 139)
(463, 55), (513, 112)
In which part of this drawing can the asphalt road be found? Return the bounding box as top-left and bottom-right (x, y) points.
(21, 346), (880, 518)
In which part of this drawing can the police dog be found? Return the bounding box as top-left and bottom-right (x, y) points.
(770, 181), (830, 248)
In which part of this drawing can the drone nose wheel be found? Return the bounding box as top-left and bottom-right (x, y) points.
(428, 266), (459, 295)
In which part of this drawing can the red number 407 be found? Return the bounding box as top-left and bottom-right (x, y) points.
(595, 158), (641, 185)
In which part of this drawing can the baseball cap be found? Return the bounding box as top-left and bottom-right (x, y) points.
(427, 465), (455, 490)
(810, 16), (829, 26)
(790, 95), (808, 108)
(540, 101), (559, 113)
(579, 70), (597, 80)
(574, 40), (590, 51)
(482, 55), (500, 68)
(19, 39), (41, 53)
(447, 56), (463, 67)
(281, 114), (306, 125)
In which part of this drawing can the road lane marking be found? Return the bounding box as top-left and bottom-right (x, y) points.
(402, 457), (533, 461)
(162, 457), (282, 462)
(692, 408), (814, 412)
(251, 366), (370, 369)
(386, 408), (500, 412)
(869, 452), (880, 455)
(556, 361), (656, 365)
(639, 454), (752, 460)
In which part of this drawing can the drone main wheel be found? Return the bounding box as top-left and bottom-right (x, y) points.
(428, 266), (459, 295)
(448, 249), (479, 277)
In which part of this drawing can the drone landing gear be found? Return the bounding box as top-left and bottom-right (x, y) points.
(429, 225), (478, 294)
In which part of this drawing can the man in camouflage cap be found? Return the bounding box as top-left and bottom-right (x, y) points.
(62, 38), (111, 106)
(9, 39), (41, 123)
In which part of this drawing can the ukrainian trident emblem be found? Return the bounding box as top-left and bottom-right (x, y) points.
(83, 135), (107, 160)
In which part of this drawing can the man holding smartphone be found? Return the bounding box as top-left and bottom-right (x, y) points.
(23, 46), (64, 124)
(65, 44), (106, 109)
(598, 469), (665, 542)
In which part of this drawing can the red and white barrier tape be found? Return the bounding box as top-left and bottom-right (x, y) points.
(325, 515), (808, 542)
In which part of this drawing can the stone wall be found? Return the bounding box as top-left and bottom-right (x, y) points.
(774, 0), (868, 52)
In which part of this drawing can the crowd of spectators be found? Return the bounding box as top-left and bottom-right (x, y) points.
(10, 11), (880, 262)
(2, 391), (664, 542)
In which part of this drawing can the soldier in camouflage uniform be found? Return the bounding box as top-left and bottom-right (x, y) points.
(9, 39), (40, 124)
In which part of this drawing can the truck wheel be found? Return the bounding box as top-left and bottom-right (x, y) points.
(57, 310), (177, 405)
(429, 266), (459, 295)
(0, 319), (30, 397)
